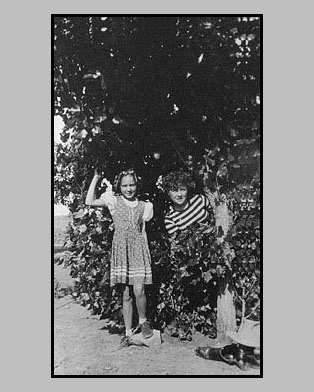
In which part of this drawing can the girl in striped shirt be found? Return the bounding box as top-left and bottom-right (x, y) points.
(163, 171), (213, 235)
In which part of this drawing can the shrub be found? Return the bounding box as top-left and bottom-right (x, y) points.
(59, 173), (260, 338)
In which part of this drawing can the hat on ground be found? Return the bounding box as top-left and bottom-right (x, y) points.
(227, 319), (260, 348)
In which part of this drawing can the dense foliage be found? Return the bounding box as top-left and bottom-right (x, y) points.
(54, 16), (261, 337)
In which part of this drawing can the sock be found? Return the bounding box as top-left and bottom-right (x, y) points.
(139, 318), (147, 325)
(125, 329), (132, 337)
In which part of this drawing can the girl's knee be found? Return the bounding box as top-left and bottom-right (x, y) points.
(123, 286), (133, 302)
(133, 284), (145, 298)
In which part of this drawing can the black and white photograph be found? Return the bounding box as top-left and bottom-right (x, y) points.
(53, 15), (262, 377)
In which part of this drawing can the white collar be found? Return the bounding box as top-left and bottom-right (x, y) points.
(121, 196), (139, 208)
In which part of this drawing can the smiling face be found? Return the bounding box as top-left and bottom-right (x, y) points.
(120, 174), (137, 200)
(168, 185), (188, 209)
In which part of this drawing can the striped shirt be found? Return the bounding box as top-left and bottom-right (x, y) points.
(164, 194), (211, 235)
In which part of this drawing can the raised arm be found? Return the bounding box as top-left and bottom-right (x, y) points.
(85, 168), (107, 207)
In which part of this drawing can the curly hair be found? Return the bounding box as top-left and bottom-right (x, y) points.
(162, 170), (196, 194)
(113, 168), (140, 195)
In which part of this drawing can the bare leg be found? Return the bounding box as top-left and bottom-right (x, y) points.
(133, 283), (153, 338)
(122, 285), (133, 331)
(133, 283), (147, 319)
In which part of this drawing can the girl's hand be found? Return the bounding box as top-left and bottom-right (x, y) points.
(94, 167), (102, 180)
(101, 178), (112, 190)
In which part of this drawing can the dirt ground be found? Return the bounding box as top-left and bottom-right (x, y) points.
(54, 215), (260, 376)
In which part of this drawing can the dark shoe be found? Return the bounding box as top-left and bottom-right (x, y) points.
(195, 347), (221, 361)
(220, 344), (260, 371)
(141, 321), (153, 339)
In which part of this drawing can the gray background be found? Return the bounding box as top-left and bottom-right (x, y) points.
(2, 0), (311, 388)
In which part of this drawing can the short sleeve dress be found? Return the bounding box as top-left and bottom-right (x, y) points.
(100, 189), (153, 286)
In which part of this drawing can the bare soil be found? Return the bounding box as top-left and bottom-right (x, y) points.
(54, 215), (260, 376)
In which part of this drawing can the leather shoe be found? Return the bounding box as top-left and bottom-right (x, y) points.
(195, 347), (221, 361)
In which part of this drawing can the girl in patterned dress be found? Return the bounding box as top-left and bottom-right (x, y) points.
(85, 168), (154, 341)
